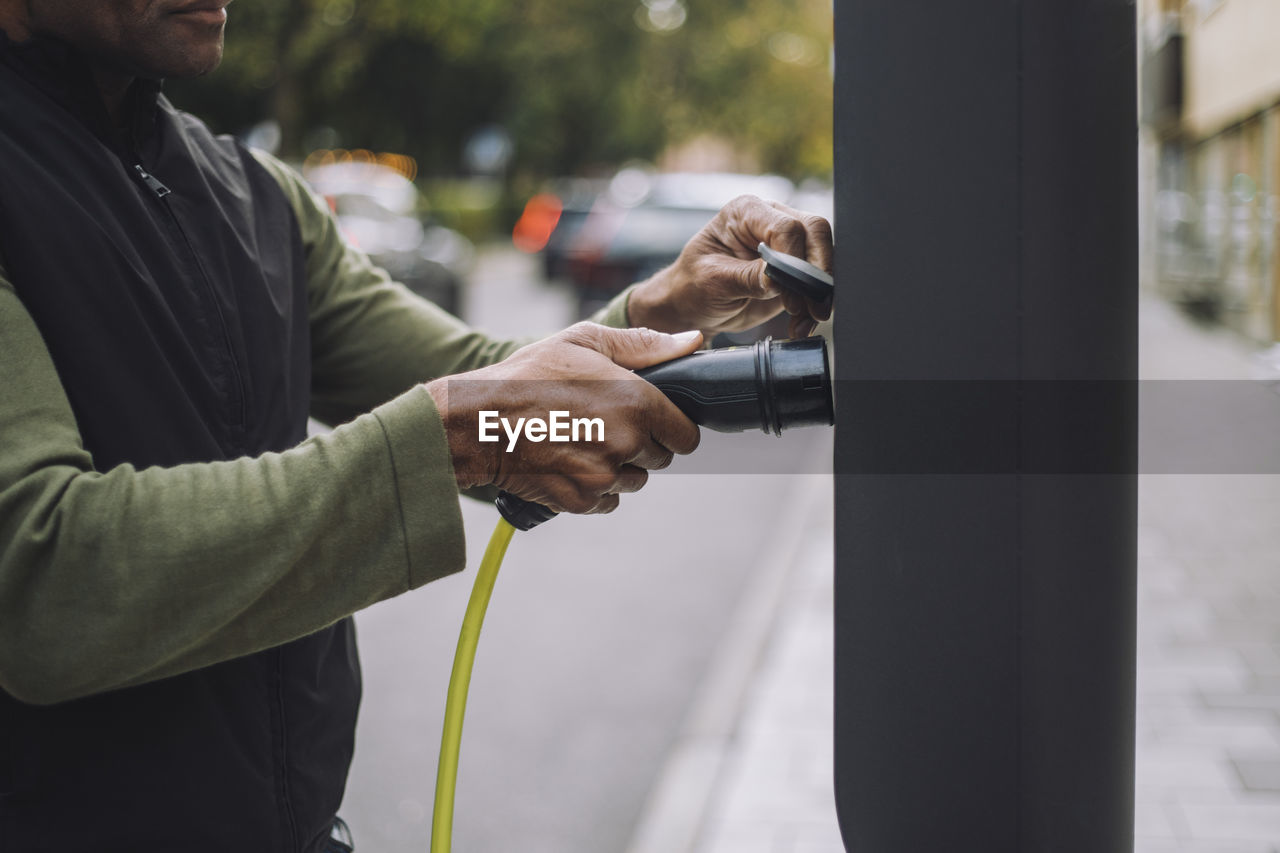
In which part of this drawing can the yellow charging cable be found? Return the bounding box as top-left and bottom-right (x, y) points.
(431, 516), (517, 853)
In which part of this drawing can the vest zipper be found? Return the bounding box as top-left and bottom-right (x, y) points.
(272, 648), (300, 851)
(133, 164), (171, 197)
(131, 161), (249, 440)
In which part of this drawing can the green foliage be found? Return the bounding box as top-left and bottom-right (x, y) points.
(167, 0), (832, 181)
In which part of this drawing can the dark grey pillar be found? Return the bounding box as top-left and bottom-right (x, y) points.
(833, 3), (1137, 851)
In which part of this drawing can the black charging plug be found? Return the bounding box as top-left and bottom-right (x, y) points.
(495, 335), (833, 530)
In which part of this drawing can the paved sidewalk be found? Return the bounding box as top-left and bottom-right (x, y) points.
(692, 493), (840, 853)
(1135, 296), (1280, 853)
(625, 469), (839, 853)
(627, 294), (1280, 853)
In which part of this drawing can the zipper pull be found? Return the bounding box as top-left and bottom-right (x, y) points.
(133, 164), (171, 198)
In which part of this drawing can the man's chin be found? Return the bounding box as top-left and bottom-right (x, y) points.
(179, 53), (224, 79)
(143, 43), (224, 80)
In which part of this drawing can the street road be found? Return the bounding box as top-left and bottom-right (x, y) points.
(339, 247), (831, 853)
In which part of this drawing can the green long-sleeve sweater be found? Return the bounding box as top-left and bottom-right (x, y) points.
(0, 150), (631, 705)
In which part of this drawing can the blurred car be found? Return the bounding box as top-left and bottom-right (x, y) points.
(305, 161), (474, 317)
(560, 170), (797, 320)
(516, 177), (607, 282)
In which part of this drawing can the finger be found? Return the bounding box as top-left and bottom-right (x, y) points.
(610, 464), (649, 494)
(563, 322), (703, 370)
(567, 475), (627, 514)
(789, 315), (819, 339)
(781, 291), (807, 318)
(725, 195), (809, 259)
(811, 293), (833, 322)
(645, 390), (701, 456)
(519, 474), (593, 515)
(767, 200), (834, 273)
(628, 437), (675, 471)
(586, 493), (621, 515)
(697, 254), (780, 300)
(781, 289), (831, 325)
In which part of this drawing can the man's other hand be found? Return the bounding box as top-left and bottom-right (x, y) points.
(627, 195), (834, 339)
(425, 323), (702, 514)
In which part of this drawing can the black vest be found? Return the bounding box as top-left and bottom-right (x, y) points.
(0, 36), (360, 852)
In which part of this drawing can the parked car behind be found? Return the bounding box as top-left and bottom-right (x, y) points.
(521, 177), (607, 282)
(305, 160), (474, 317)
(552, 169), (798, 322)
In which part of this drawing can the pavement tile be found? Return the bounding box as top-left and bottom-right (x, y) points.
(1134, 842), (1184, 853)
(712, 731), (835, 825)
(1139, 786), (1231, 806)
(1135, 745), (1240, 791)
(1181, 801), (1280, 843)
(1203, 620), (1280, 646)
(1173, 786), (1280, 809)
(1229, 644), (1280, 677)
(1138, 689), (1211, 710)
(1140, 655), (1251, 691)
(697, 822), (781, 853)
(1153, 719), (1280, 750)
(785, 821), (848, 853)
(1136, 844), (1276, 853)
(1202, 691), (1280, 714)
(1135, 800), (1180, 838)
(1138, 600), (1218, 644)
(1139, 705), (1277, 729)
(1234, 759), (1280, 793)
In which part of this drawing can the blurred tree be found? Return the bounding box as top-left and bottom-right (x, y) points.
(627, 0), (834, 176)
(168, 0), (832, 181)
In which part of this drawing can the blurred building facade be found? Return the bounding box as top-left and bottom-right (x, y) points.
(1140, 0), (1280, 342)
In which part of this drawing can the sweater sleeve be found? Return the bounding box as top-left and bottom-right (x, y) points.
(0, 271), (465, 706)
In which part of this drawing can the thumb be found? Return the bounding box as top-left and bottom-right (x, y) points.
(565, 323), (703, 370)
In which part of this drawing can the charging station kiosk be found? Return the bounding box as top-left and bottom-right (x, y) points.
(833, 3), (1138, 850)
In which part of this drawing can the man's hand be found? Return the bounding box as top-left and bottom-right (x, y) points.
(426, 323), (702, 514)
(627, 195), (834, 339)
